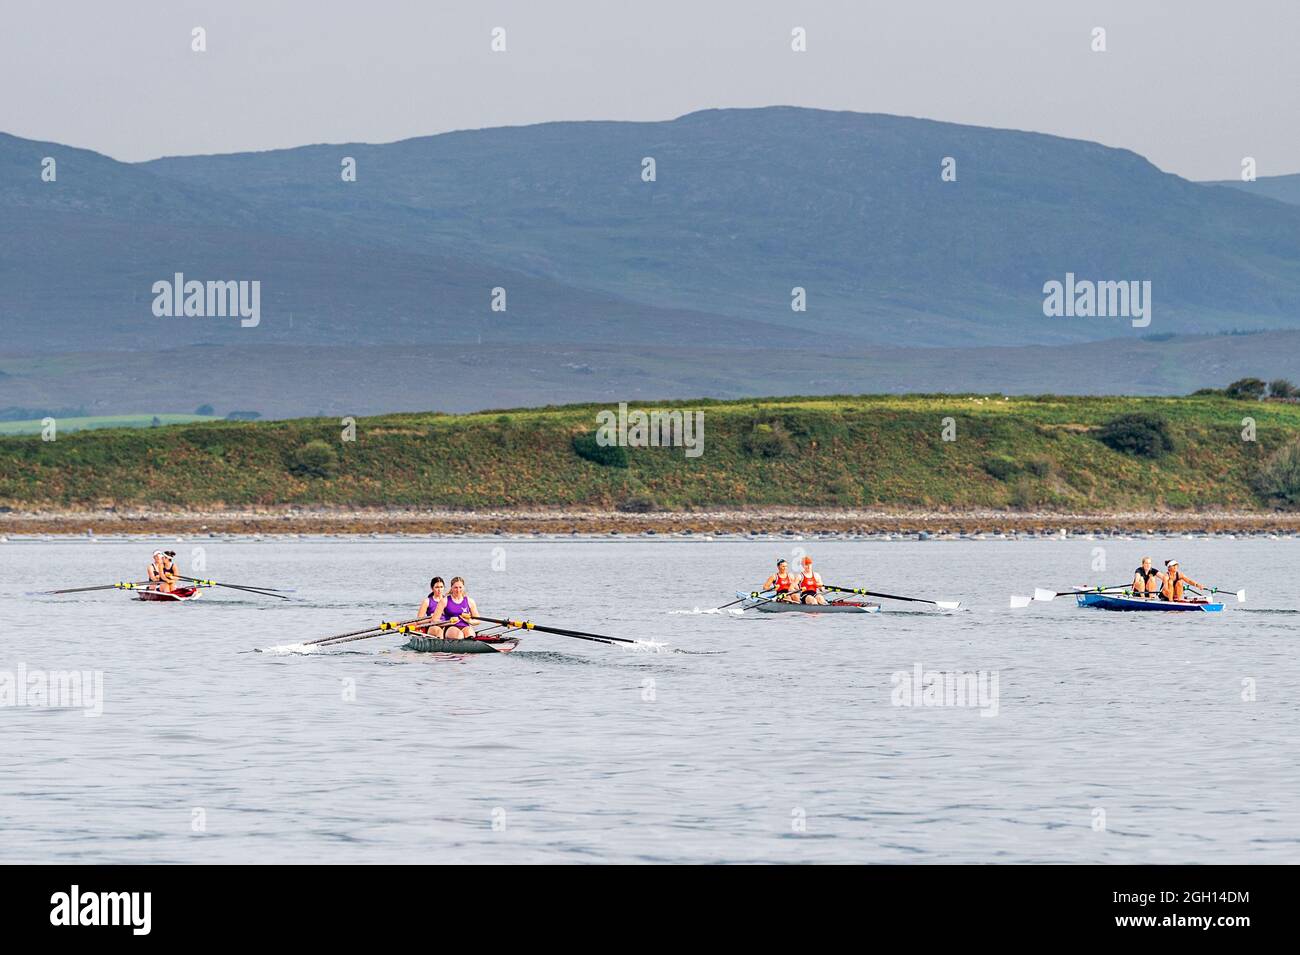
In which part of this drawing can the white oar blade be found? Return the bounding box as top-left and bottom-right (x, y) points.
(1032, 588), (1058, 602)
(1236, 589), (1246, 603)
(1009, 594), (1033, 609)
(935, 600), (961, 611)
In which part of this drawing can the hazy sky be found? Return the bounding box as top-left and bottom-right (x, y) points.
(2, 0), (1295, 179)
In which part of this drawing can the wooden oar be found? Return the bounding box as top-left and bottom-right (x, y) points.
(825, 584), (960, 610)
(475, 615), (637, 647)
(180, 576), (290, 600)
(34, 580), (151, 595)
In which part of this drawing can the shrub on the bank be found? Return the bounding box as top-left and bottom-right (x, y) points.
(1009, 476), (1050, 508)
(288, 439), (339, 479)
(616, 493), (660, 512)
(742, 421), (798, 458)
(572, 432), (628, 468)
(1225, 377), (1268, 400)
(1269, 379), (1298, 399)
(1254, 439), (1300, 507)
(1095, 413), (1175, 458)
(829, 473), (861, 503)
(1025, 455), (1055, 478)
(982, 455), (1020, 481)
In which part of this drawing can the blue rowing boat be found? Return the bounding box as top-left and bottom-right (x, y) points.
(1076, 592), (1223, 612)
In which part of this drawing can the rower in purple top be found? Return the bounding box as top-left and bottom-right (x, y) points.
(416, 577), (448, 636)
(428, 576), (479, 639)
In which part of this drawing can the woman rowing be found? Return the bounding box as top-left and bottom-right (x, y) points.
(146, 550), (180, 594)
(795, 555), (828, 605)
(1131, 557), (1163, 598)
(761, 559), (799, 602)
(427, 576), (479, 639)
(417, 577), (448, 636)
(1160, 559), (1205, 603)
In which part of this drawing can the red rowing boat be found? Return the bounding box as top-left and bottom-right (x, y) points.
(136, 586), (201, 602)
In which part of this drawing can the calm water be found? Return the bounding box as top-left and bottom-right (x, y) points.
(2, 536), (1297, 864)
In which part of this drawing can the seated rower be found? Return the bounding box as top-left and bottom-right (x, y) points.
(146, 550), (179, 594)
(431, 576), (478, 639)
(761, 559), (799, 602)
(418, 577), (447, 636)
(1160, 559), (1205, 603)
(1132, 557), (1163, 598)
(796, 555), (828, 605)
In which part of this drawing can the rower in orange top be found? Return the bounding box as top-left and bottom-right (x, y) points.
(761, 559), (799, 602)
(1160, 559), (1205, 602)
(796, 555), (828, 605)
(1131, 557), (1164, 598)
(428, 576), (479, 639)
(146, 550), (180, 594)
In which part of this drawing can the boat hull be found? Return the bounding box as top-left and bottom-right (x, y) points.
(405, 634), (520, 653)
(737, 593), (880, 614)
(757, 601), (879, 614)
(136, 586), (201, 602)
(1076, 592), (1222, 612)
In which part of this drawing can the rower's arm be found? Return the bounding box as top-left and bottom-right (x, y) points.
(465, 597), (478, 621)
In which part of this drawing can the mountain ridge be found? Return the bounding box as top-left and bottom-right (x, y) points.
(3, 108), (1299, 413)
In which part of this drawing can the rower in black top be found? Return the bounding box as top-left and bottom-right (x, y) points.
(1132, 557), (1164, 598)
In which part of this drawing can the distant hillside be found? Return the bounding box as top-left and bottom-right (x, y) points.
(1, 331), (1296, 419)
(0, 413), (217, 436)
(3, 393), (1297, 513)
(4, 108), (1300, 360)
(1205, 173), (1300, 207)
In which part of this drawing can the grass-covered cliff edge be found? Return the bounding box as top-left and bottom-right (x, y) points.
(2, 395), (1299, 527)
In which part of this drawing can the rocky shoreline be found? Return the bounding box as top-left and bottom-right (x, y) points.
(3, 507), (1299, 537)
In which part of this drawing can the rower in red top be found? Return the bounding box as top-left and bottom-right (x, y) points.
(796, 555), (827, 605)
(761, 559), (799, 602)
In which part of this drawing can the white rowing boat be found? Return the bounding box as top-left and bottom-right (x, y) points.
(735, 592), (880, 614)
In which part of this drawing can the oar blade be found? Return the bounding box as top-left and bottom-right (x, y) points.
(1032, 588), (1058, 602)
(1236, 589), (1246, 603)
(934, 600), (961, 611)
(1009, 594), (1033, 609)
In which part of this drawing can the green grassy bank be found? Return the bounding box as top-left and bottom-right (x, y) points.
(1, 394), (1297, 512)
